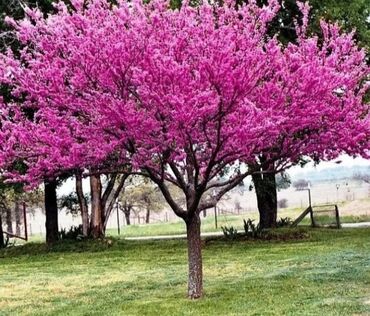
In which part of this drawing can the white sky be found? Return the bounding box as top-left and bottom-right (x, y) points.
(288, 155), (370, 177)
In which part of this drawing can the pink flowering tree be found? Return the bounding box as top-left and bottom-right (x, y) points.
(0, 0), (369, 298)
(248, 2), (370, 228)
(0, 0), (136, 240)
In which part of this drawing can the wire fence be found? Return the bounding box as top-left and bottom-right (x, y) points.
(7, 180), (370, 237)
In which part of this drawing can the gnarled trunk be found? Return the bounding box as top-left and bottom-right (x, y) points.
(45, 179), (59, 245)
(186, 213), (203, 299)
(90, 175), (103, 238)
(252, 171), (277, 229)
(76, 174), (89, 237)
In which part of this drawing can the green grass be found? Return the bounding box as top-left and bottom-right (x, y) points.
(104, 211), (370, 238)
(21, 211), (370, 244)
(1, 228), (370, 315)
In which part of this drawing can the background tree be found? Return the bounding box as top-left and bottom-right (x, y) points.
(59, 173), (129, 237)
(276, 172), (291, 191)
(234, 199), (242, 214)
(90, 173), (129, 238)
(118, 178), (165, 224)
(1, 0), (60, 245)
(277, 198), (288, 209)
(0, 178), (43, 240)
(247, 0), (370, 229)
(0, 0), (130, 241)
(293, 179), (310, 191)
(133, 182), (165, 224)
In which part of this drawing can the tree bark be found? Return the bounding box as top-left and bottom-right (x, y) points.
(145, 208), (150, 224)
(186, 213), (203, 299)
(124, 211), (131, 225)
(0, 214), (5, 249)
(76, 174), (89, 237)
(252, 170), (277, 229)
(5, 207), (12, 234)
(45, 179), (59, 245)
(90, 175), (103, 238)
(103, 174), (128, 231)
(0, 215), (4, 248)
(14, 198), (21, 236)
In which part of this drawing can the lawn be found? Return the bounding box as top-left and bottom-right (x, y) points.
(104, 210), (370, 238)
(1, 228), (370, 315)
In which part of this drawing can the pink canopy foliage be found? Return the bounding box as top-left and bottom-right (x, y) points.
(0, 0), (368, 205)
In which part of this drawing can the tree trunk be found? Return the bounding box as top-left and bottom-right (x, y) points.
(45, 179), (59, 245)
(0, 215), (4, 248)
(202, 210), (207, 217)
(14, 199), (21, 236)
(103, 174), (128, 231)
(186, 213), (203, 299)
(90, 175), (103, 238)
(124, 211), (131, 225)
(252, 170), (277, 229)
(5, 207), (12, 234)
(76, 174), (89, 237)
(145, 208), (150, 224)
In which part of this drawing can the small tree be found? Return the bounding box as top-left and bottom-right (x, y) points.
(133, 183), (165, 224)
(118, 177), (166, 224)
(278, 198), (288, 209)
(234, 200), (242, 214)
(293, 179), (310, 191)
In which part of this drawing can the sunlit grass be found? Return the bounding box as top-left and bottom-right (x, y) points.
(1, 228), (370, 315)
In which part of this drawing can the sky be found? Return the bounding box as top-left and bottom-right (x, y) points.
(288, 155), (370, 177)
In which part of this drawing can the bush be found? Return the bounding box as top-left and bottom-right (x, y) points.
(59, 225), (84, 241)
(221, 226), (239, 240)
(243, 219), (264, 238)
(276, 217), (293, 227)
(261, 228), (310, 241)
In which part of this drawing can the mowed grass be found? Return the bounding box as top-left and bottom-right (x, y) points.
(1, 228), (370, 315)
(104, 210), (370, 238)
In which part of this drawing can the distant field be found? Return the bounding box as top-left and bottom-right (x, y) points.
(104, 199), (370, 238)
(1, 228), (370, 315)
(20, 198), (370, 242)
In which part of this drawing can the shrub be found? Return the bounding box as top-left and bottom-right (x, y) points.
(59, 225), (84, 241)
(276, 217), (293, 227)
(243, 219), (263, 238)
(221, 226), (239, 240)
